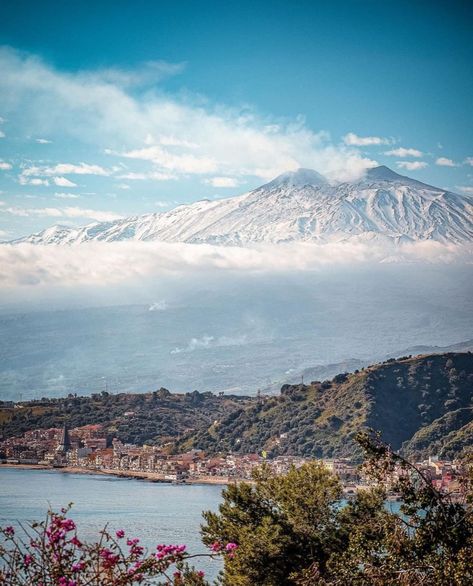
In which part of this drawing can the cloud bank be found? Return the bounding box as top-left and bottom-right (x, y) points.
(0, 240), (470, 290)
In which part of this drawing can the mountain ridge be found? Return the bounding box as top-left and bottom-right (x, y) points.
(12, 166), (473, 246)
(178, 352), (473, 459)
(1, 353), (472, 460)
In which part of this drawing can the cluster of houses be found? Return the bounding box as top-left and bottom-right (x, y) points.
(0, 422), (465, 494)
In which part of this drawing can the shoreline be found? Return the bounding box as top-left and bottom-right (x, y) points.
(0, 463), (233, 486)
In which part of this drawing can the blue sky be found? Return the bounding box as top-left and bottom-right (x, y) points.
(0, 0), (472, 239)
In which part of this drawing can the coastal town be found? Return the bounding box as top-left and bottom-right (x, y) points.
(0, 421), (465, 496)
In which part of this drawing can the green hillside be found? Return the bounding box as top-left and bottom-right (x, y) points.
(1, 353), (472, 459)
(178, 353), (473, 458)
(0, 388), (251, 446)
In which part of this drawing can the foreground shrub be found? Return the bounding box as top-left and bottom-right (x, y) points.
(201, 431), (473, 585)
(0, 505), (236, 585)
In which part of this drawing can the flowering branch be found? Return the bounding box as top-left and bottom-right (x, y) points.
(0, 505), (238, 585)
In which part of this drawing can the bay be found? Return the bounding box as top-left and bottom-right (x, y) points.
(0, 468), (223, 579)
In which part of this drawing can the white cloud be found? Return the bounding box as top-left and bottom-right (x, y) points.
(149, 300), (167, 311)
(19, 176), (50, 186)
(0, 161), (12, 170)
(116, 183), (130, 190)
(60, 207), (123, 221)
(384, 147), (423, 158)
(117, 171), (177, 181)
(54, 177), (78, 187)
(204, 176), (240, 188)
(86, 60), (186, 88)
(0, 47), (378, 182)
(463, 157), (473, 166)
(54, 192), (80, 199)
(36, 138), (52, 144)
(456, 186), (473, 195)
(5, 206), (62, 217)
(435, 157), (457, 167)
(154, 200), (171, 208)
(0, 240), (469, 289)
(120, 145), (218, 174)
(343, 132), (390, 146)
(0, 130), (5, 138)
(396, 161), (428, 171)
(0, 205), (122, 221)
(23, 162), (110, 177)
(171, 334), (248, 354)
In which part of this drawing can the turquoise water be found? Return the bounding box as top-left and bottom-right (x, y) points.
(0, 468), (223, 578)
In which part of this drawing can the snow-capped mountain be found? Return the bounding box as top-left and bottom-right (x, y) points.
(13, 166), (473, 245)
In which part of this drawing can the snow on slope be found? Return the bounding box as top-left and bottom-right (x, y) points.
(12, 166), (473, 245)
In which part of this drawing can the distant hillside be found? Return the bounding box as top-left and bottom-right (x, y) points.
(1, 353), (472, 459)
(0, 389), (251, 446)
(263, 339), (473, 394)
(178, 353), (473, 459)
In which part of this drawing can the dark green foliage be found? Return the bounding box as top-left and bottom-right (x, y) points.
(201, 433), (473, 585)
(0, 390), (251, 447)
(182, 353), (473, 459)
(201, 462), (344, 585)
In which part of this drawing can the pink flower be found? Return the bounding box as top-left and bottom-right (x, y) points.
(225, 542), (238, 551)
(128, 562), (144, 582)
(197, 570), (205, 577)
(210, 541), (222, 552)
(23, 554), (34, 567)
(71, 561), (85, 572)
(60, 519), (76, 532)
(100, 548), (120, 569)
(116, 529), (125, 539)
(69, 536), (82, 548)
(155, 543), (187, 561)
(127, 537), (144, 554)
(4, 526), (15, 537)
(58, 578), (76, 586)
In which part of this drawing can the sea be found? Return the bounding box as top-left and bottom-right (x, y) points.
(0, 467), (223, 579)
(0, 467), (406, 582)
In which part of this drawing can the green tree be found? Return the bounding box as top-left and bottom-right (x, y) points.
(201, 432), (473, 585)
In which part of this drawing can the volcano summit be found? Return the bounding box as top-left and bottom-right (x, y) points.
(13, 166), (473, 246)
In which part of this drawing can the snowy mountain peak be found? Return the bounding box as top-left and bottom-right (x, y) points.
(365, 165), (405, 182)
(11, 168), (473, 246)
(262, 167), (328, 189)
(363, 165), (443, 192)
